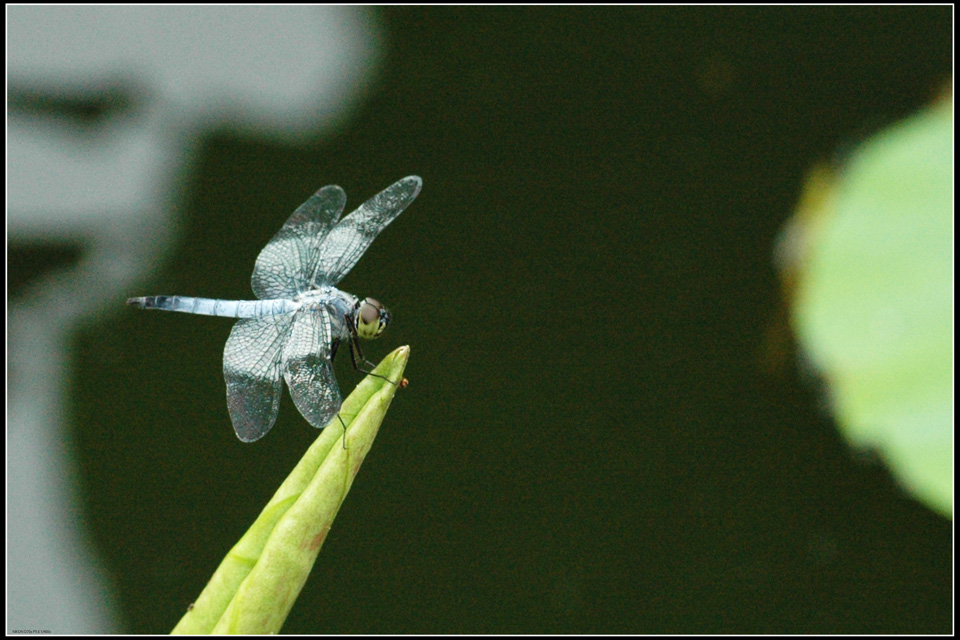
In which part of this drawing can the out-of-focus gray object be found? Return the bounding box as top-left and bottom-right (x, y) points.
(7, 6), (383, 633)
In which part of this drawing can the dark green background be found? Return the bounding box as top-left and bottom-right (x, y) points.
(71, 7), (951, 634)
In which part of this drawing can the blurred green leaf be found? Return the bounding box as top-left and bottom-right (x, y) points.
(171, 346), (410, 634)
(788, 96), (952, 518)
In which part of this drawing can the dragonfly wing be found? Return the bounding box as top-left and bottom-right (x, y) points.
(317, 176), (422, 285)
(223, 315), (295, 442)
(251, 185), (347, 299)
(282, 305), (342, 430)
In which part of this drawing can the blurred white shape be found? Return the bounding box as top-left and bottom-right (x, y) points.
(7, 6), (382, 633)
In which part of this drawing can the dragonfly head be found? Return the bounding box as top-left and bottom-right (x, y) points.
(355, 297), (390, 339)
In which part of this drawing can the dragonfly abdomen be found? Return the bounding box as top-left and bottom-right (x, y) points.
(126, 296), (297, 318)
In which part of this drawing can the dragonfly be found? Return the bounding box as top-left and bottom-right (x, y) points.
(128, 176), (422, 442)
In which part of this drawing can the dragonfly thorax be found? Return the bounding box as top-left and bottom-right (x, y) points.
(294, 285), (342, 305)
(291, 288), (388, 340)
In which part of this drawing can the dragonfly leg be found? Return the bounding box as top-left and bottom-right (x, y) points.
(337, 412), (349, 450)
(349, 338), (399, 386)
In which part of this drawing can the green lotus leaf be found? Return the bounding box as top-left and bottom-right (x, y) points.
(791, 97), (952, 518)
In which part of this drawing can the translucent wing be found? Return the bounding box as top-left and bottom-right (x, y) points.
(223, 314), (296, 442)
(281, 305), (342, 430)
(250, 185), (347, 299)
(316, 176), (422, 285)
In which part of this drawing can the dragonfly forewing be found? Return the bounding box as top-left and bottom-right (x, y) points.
(281, 306), (343, 429)
(317, 176), (422, 285)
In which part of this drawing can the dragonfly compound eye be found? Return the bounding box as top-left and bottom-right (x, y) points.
(356, 297), (389, 339)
